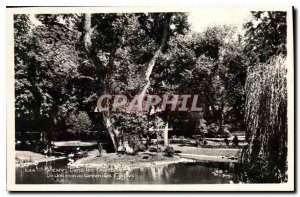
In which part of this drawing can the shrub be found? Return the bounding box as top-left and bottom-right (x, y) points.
(66, 111), (93, 139)
(164, 146), (175, 157)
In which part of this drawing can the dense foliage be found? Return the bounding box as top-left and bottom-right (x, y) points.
(238, 11), (287, 183)
(66, 111), (93, 137)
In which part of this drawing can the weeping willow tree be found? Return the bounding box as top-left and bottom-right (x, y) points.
(240, 54), (287, 183)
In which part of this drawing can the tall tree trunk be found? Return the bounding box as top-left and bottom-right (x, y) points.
(102, 113), (118, 151)
(82, 13), (119, 152)
(163, 122), (169, 146)
(138, 14), (171, 147)
(139, 13), (171, 98)
(82, 13), (171, 152)
(83, 14), (92, 52)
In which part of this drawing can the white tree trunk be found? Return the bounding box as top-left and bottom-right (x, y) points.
(103, 115), (118, 151)
(83, 13), (119, 152)
(83, 13), (92, 52)
(139, 14), (171, 99)
(139, 14), (171, 147)
(164, 122), (169, 146)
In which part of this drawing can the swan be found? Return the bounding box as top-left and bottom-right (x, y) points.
(68, 153), (75, 158)
(222, 174), (230, 178)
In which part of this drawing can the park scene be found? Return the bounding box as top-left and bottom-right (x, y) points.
(14, 10), (287, 184)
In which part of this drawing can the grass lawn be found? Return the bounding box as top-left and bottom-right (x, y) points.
(171, 144), (241, 157)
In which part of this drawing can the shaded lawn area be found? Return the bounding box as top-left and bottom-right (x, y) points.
(171, 144), (241, 157)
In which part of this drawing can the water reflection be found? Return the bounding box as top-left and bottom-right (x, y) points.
(16, 159), (234, 184)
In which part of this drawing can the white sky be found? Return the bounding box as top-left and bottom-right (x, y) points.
(188, 8), (252, 33)
(29, 9), (252, 34)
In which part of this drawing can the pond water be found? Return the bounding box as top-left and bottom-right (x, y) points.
(16, 159), (235, 184)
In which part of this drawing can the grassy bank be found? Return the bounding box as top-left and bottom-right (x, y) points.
(15, 151), (65, 165)
(71, 145), (241, 168)
(16, 151), (45, 164)
(71, 152), (194, 168)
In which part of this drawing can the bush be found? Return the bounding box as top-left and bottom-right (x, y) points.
(65, 111), (93, 139)
(206, 123), (219, 138)
(149, 144), (163, 152)
(164, 146), (175, 157)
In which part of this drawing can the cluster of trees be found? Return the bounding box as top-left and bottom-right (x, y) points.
(15, 11), (287, 182)
(15, 13), (246, 147)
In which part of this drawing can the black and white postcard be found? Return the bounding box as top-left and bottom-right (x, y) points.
(6, 6), (294, 191)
